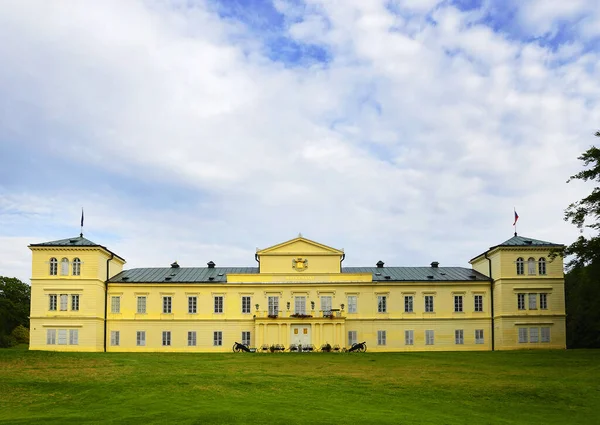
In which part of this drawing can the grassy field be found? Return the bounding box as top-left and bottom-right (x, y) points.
(0, 347), (599, 424)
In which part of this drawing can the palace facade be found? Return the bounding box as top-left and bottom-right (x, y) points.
(28, 235), (566, 352)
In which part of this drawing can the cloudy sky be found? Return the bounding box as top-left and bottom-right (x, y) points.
(1, 0), (599, 282)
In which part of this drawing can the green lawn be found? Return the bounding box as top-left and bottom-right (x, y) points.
(0, 347), (598, 424)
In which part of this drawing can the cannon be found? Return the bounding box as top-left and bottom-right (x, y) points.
(346, 341), (367, 352)
(232, 342), (251, 352)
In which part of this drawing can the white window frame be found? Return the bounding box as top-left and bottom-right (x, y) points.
(475, 329), (484, 344)
(425, 295), (434, 313)
(49, 258), (58, 276)
(348, 330), (357, 346)
(518, 327), (528, 343)
(60, 258), (69, 276)
(454, 295), (463, 312)
(214, 296), (224, 314)
(516, 257), (524, 275)
(242, 331), (251, 346)
(188, 296), (197, 314)
(474, 295), (483, 312)
(527, 257), (536, 275)
(528, 293), (537, 310)
(321, 296), (332, 315)
(377, 295), (387, 313)
(347, 295), (357, 313)
(49, 294), (57, 311)
(295, 296), (306, 315)
(71, 294), (80, 311)
(162, 331), (171, 346)
(47, 329), (56, 345)
(111, 330), (120, 346)
(425, 330), (434, 345)
(69, 329), (78, 345)
(163, 296), (172, 314)
(60, 294), (68, 311)
(517, 293), (525, 310)
(377, 330), (386, 346)
(541, 327), (550, 343)
(111, 296), (120, 314)
(188, 331), (197, 346)
(540, 293), (548, 310)
(137, 331), (146, 346)
(455, 329), (464, 344)
(530, 327), (539, 343)
(72, 258), (81, 276)
(405, 330), (414, 345)
(137, 296), (147, 314)
(404, 296), (413, 313)
(267, 296), (278, 316)
(213, 331), (223, 346)
(538, 257), (547, 275)
(242, 296), (251, 314)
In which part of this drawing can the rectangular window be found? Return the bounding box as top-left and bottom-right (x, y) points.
(137, 331), (146, 346)
(425, 330), (434, 345)
(49, 294), (57, 311)
(474, 295), (483, 312)
(530, 327), (539, 343)
(455, 329), (464, 344)
(69, 329), (78, 345)
(540, 293), (548, 310)
(518, 327), (528, 343)
(347, 295), (357, 313)
(60, 294), (68, 311)
(46, 329), (56, 345)
(71, 295), (80, 311)
(242, 296), (251, 314)
(162, 331), (171, 346)
(475, 329), (484, 344)
(295, 296), (306, 315)
(188, 331), (197, 346)
(321, 296), (332, 315)
(213, 331), (223, 346)
(405, 330), (414, 345)
(404, 296), (413, 313)
(377, 330), (386, 346)
(267, 296), (278, 316)
(454, 295), (463, 312)
(348, 330), (357, 346)
(517, 293), (525, 310)
(111, 296), (120, 314)
(528, 293), (537, 310)
(377, 295), (387, 313)
(242, 331), (251, 346)
(425, 295), (434, 313)
(188, 296), (197, 314)
(137, 296), (146, 314)
(163, 296), (172, 314)
(541, 327), (550, 343)
(111, 330), (120, 346)
(214, 296), (224, 313)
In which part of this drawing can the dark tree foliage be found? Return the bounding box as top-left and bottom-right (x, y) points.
(562, 132), (600, 348)
(0, 276), (31, 338)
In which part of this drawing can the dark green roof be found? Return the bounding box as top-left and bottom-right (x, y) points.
(109, 266), (489, 284)
(30, 236), (125, 261)
(470, 234), (563, 262)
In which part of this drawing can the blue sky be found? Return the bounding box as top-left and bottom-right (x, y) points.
(0, 0), (599, 282)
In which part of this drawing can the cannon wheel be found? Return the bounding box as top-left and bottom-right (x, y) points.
(232, 343), (242, 353)
(358, 343), (367, 353)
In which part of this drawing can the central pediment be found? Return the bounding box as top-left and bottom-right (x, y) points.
(257, 237), (344, 274)
(257, 237), (343, 256)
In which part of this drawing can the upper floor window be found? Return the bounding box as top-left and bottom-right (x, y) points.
(377, 295), (387, 313)
(163, 296), (172, 314)
(215, 296), (224, 314)
(321, 296), (332, 315)
(49, 258), (58, 276)
(474, 295), (483, 312)
(71, 294), (80, 311)
(404, 295), (413, 313)
(188, 296), (197, 314)
(60, 258), (69, 276)
(540, 293), (548, 310)
(516, 257), (524, 275)
(137, 296), (146, 314)
(72, 258), (81, 276)
(111, 296), (120, 313)
(242, 296), (251, 314)
(60, 294), (68, 311)
(295, 296), (306, 315)
(49, 294), (57, 311)
(454, 295), (463, 312)
(425, 295), (434, 313)
(528, 293), (537, 309)
(527, 257), (536, 275)
(347, 295), (357, 313)
(517, 293), (525, 310)
(538, 258), (547, 275)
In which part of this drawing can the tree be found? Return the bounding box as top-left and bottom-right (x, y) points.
(0, 276), (31, 338)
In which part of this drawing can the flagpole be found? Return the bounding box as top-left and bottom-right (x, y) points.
(513, 207), (518, 237)
(80, 208), (84, 238)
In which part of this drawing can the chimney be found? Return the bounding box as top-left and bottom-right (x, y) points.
(170, 261), (180, 268)
(207, 261), (216, 269)
(376, 260), (385, 268)
(430, 261), (439, 268)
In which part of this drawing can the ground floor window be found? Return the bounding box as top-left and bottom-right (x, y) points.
(214, 331), (223, 346)
(69, 330), (78, 345)
(475, 329), (484, 344)
(58, 329), (67, 345)
(425, 330), (434, 345)
(518, 328), (528, 343)
(455, 329), (464, 345)
(162, 331), (171, 346)
(188, 331), (197, 346)
(529, 328), (539, 343)
(137, 331), (145, 346)
(377, 330), (386, 346)
(242, 331), (251, 346)
(405, 330), (414, 345)
(46, 329), (56, 345)
(348, 330), (357, 346)
(111, 331), (120, 346)
(541, 327), (551, 343)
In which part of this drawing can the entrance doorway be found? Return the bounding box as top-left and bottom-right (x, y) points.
(291, 325), (311, 347)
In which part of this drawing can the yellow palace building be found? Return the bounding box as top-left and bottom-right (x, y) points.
(28, 234), (566, 352)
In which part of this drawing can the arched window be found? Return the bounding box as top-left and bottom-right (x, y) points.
(72, 258), (81, 276)
(60, 258), (69, 276)
(49, 258), (58, 276)
(516, 257), (524, 275)
(538, 257), (547, 275)
(527, 257), (536, 275)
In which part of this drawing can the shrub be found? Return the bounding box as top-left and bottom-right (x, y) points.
(11, 325), (30, 344)
(0, 334), (17, 348)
